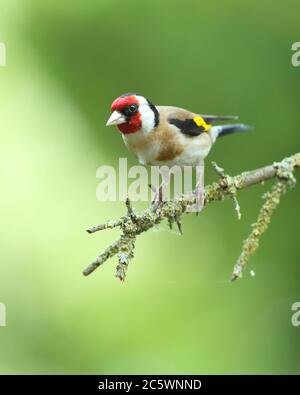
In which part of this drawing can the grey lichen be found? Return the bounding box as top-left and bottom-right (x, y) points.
(84, 153), (300, 282)
(116, 233), (136, 281)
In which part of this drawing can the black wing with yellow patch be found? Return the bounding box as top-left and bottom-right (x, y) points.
(168, 116), (211, 137)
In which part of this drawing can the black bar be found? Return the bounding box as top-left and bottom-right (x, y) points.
(0, 375), (299, 393)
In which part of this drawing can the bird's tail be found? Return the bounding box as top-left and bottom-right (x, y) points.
(210, 124), (253, 141)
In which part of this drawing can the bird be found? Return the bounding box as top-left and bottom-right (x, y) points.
(106, 92), (252, 209)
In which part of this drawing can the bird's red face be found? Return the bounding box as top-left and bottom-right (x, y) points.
(106, 94), (142, 134)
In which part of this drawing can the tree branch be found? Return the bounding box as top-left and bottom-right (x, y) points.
(83, 153), (300, 281)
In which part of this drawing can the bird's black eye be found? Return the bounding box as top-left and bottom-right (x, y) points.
(129, 104), (138, 113)
(122, 104), (138, 117)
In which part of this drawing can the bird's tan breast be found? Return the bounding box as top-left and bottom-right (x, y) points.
(152, 125), (185, 161)
(123, 117), (186, 165)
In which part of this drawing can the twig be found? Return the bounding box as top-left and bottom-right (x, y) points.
(87, 220), (123, 234)
(83, 153), (300, 281)
(211, 161), (242, 219)
(83, 240), (121, 276)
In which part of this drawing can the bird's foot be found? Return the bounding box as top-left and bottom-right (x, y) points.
(185, 184), (204, 214)
(193, 185), (204, 215)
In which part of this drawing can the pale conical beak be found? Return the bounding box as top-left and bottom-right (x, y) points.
(106, 111), (126, 126)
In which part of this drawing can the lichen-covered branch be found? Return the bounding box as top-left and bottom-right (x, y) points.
(83, 153), (300, 281)
(231, 180), (287, 281)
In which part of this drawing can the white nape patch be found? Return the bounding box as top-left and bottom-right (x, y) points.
(136, 95), (155, 133)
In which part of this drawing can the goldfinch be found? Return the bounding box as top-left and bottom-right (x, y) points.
(106, 92), (252, 168)
(106, 93), (252, 211)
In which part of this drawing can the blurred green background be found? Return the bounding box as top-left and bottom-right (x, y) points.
(0, 0), (300, 374)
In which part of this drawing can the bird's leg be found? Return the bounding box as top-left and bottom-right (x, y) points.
(194, 181), (204, 213)
(151, 183), (163, 204)
(187, 164), (205, 213)
(150, 180), (168, 206)
(149, 168), (171, 207)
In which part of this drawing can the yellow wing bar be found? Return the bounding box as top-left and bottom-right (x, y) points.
(193, 116), (211, 132)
